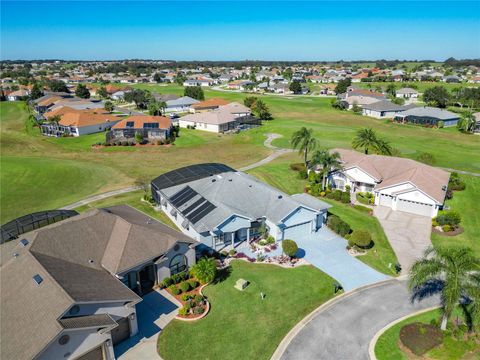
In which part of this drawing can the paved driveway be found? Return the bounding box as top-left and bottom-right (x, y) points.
(293, 227), (390, 291)
(115, 290), (180, 360)
(374, 206), (432, 274)
(279, 280), (439, 360)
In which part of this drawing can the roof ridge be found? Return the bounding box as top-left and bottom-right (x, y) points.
(102, 215), (132, 274)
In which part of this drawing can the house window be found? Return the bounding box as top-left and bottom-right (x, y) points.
(126, 121), (134, 128)
(169, 254), (187, 275)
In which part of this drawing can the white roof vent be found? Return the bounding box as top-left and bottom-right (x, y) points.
(33, 274), (43, 285)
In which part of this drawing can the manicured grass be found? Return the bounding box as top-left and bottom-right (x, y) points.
(74, 190), (178, 230)
(157, 260), (337, 360)
(249, 154), (397, 276)
(375, 308), (479, 360)
(431, 174), (480, 257)
(355, 81), (475, 93)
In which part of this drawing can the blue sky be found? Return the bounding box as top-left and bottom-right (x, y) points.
(1, 1), (479, 61)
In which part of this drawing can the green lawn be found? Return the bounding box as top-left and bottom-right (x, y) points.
(73, 190), (178, 230)
(157, 260), (337, 360)
(375, 308), (479, 360)
(248, 154), (397, 276)
(431, 175), (480, 257)
(355, 81), (475, 93)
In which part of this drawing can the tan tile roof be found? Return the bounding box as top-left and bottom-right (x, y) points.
(180, 109), (237, 125)
(332, 148), (450, 203)
(57, 112), (120, 128)
(37, 95), (62, 106)
(191, 98), (229, 110)
(112, 115), (172, 130)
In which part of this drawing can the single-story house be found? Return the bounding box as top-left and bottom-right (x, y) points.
(183, 79), (214, 87)
(41, 108), (121, 137)
(109, 115), (173, 143)
(362, 100), (416, 119)
(394, 106), (460, 127)
(218, 102), (251, 118)
(165, 96), (200, 113)
(0, 205), (197, 360)
(189, 98), (230, 113)
(328, 149), (450, 217)
(340, 89), (385, 109)
(178, 109), (240, 133)
(7, 89), (30, 101)
(151, 163), (330, 250)
(395, 87), (419, 99)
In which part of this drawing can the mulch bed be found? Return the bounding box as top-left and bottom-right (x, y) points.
(165, 282), (208, 320)
(399, 322), (444, 356)
(432, 226), (464, 237)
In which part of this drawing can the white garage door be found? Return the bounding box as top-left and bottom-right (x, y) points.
(378, 193), (393, 207)
(283, 221), (311, 240)
(397, 199), (433, 217)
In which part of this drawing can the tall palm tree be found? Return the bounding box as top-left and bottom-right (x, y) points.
(409, 246), (480, 331)
(457, 112), (476, 133)
(352, 128), (392, 155)
(49, 114), (62, 127)
(311, 149), (343, 190)
(291, 127), (318, 167)
(159, 101), (167, 115)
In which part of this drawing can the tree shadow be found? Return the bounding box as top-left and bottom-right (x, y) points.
(213, 266), (232, 284)
(295, 248), (306, 258)
(410, 278), (444, 304)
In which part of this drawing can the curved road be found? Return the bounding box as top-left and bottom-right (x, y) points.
(276, 280), (438, 360)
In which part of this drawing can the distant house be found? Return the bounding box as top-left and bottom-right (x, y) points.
(7, 89), (30, 101)
(109, 115), (173, 143)
(442, 75), (461, 83)
(227, 80), (254, 91)
(183, 78), (214, 87)
(340, 89), (385, 109)
(189, 98), (230, 113)
(362, 100), (415, 119)
(394, 106), (460, 127)
(41, 108), (121, 137)
(165, 96), (199, 113)
(111, 90), (126, 100)
(0, 205), (197, 360)
(396, 88), (419, 99)
(327, 149), (450, 217)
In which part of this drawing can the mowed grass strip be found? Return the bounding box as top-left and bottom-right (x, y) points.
(157, 260), (337, 360)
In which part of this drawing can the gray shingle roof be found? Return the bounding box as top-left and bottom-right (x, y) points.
(362, 100), (415, 112)
(396, 106), (460, 120)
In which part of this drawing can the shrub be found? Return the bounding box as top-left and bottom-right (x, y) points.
(437, 120), (444, 128)
(181, 294), (191, 301)
(178, 307), (189, 316)
(282, 239), (298, 258)
(162, 277), (173, 288)
(432, 218), (439, 227)
(169, 285), (181, 295)
(188, 279), (199, 289)
(171, 273), (182, 284)
(191, 258), (217, 284)
(442, 224), (452, 232)
(340, 192), (351, 204)
(320, 191), (326, 197)
(348, 230), (372, 248)
(298, 169), (308, 179)
(448, 173), (466, 191)
(266, 235), (275, 244)
(220, 250), (228, 257)
(194, 294), (203, 303)
(179, 281), (191, 293)
(327, 215), (351, 237)
(193, 306), (205, 315)
(436, 211), (461, 228)
(180, 271), (190, 281)
(259, 239), (268, 246)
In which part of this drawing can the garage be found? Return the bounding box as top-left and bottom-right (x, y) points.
(396, 199), (433, 217)
(74, 345), (104, 360)
(283, 221), (311, 240)
(111, 317), (131, 346)
(378, 193), (393, 207)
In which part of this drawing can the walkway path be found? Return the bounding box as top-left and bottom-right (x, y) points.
(61, 186), (140, 210)
(440, 167), (480, 177)
(239, 133), (293, 171)
(275, 279), (439, 360)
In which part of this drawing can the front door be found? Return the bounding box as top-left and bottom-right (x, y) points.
(138, 265), (155, 295)
(111, 317), (131, 346)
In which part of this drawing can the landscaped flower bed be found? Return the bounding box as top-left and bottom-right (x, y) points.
(161, 272), (209, 320)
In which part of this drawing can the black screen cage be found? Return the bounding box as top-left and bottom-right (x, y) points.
(0, 210), (79, 243)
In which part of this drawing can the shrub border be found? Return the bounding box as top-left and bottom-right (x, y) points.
(175, 283), (211, 322)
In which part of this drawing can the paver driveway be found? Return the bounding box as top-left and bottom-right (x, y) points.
(293, 227), (390, 291)
(374, 206), (432, 274)
(279, 280), (439, 360)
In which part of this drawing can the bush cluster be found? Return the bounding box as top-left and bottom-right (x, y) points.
(435, 211), (461, 228)
(169, 285), (181, 295)
(448, 172), (466, 191)
(347, 230), (372, 249)
(290, 163), (306, 172)
(188, 279), (199, 289)
(282, 239), (298, 258)
(327, 215), (351, 237)
(326, 189), (351, 203)
(179, 282), (191, 293)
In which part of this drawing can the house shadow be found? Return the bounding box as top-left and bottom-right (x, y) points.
(295, 248), (306, 259)
(114, 290), (178, 357)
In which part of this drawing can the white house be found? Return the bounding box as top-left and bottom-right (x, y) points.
(396, 88), (419, 99)
(362, 100), (415, 119)
(7, 89), (30, 101)
(165, 96), (200, 113)
(327, 149), (450, 217)
(151, 163), (331, 250)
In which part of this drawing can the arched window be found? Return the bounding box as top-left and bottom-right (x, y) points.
(169, 254), (187, 275)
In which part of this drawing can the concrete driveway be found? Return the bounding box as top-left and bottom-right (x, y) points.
(374, 206), (432, 274)
(115, 290), (180, 360)
(279, 280), (439, 360)
(293, 227), (390, 291)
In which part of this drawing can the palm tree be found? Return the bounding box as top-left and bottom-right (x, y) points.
(409, 246), (480, 331)
(311, 149), (343, 190)
(291, 127), (318, 167)
(352, 128), (392, 155)
(159, 101), (167, 115)
(457, 112), (476, 133)
(49, 114), (62, 127)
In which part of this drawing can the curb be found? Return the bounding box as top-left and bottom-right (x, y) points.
(270, 278), (399, 360)
(367, 306), (440, 360)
